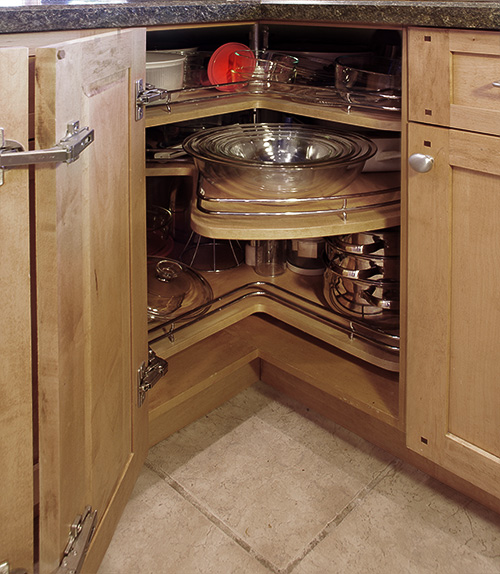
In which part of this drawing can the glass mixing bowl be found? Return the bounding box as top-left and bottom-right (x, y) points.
(335, 54), (402, 110)
(183, 123), (377, 199)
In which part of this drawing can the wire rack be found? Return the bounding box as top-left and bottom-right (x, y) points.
(148, 280), (400, 360)
(196, 178), (400, 223)
(144, 80), (401, 115)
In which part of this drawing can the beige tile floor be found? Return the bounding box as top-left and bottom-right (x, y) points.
(98, 381), (500, 574)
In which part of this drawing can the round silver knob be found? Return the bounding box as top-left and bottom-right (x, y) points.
(408, 153), (434, 173)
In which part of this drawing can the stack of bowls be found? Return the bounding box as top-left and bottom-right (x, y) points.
(182, 123), (376, 200)
(229, 50), (299, 93)
(323, 227), (400, 329)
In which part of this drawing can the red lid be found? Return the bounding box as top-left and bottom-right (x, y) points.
(207, 42), (255, 92)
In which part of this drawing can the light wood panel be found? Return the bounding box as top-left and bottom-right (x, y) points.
(408, 27), (500, 135)
(406, 122), (500, 500)
(190, 172), (401, 240)
(0, 46), (33, 574)
(34, 29), (148, 573)
(146, 93), (401, 131)
(241, 316), (400, 427)
(0, 30), (107, 54)
(150, 314), (400, 448)
(397, 25), (409, 431)
(149, 327), (260, 445)
(83, 27), (150, 574)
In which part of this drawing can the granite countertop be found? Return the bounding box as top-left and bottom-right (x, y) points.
(1, 0), (500, 34)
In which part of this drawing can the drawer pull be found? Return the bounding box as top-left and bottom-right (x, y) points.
(493, 81), (500, 88)
(408, 153), (434, 173)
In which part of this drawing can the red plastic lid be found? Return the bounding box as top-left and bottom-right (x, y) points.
(207, 42), (255, 92)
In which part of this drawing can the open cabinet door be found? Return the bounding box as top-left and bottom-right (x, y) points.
(34, 29), (148, 574)
(0, 47), (33, 573)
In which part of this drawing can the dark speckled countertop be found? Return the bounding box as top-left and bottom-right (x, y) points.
(0, 0), (499, 34)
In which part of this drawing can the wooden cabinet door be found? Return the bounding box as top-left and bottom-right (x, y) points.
(406, 122), (500, 499)
(33, 29), (148, 573)
(408, 27), (500, 135)
(0, 47), (33, 573)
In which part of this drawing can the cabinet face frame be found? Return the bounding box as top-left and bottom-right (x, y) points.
(0, 46), (34, 573)
(406, 26), (500, 500)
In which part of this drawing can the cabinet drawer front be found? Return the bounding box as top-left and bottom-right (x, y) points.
(409, 27), (500, 135)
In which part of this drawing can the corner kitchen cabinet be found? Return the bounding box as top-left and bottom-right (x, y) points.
(406, 27), (500, 500)
(3, 19), (500, 574)
(0, 28), (149, 574)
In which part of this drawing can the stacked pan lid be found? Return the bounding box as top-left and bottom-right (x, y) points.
(323, 227), (400, 330)
(183, 123), (376, 199)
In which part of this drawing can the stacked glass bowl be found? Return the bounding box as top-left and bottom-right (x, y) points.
(182, 123), (377, 200)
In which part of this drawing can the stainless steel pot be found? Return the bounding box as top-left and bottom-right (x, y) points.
(323, 226), (400, 329)
(325, 250), (400, 283)
(325, 226), (400, 258)
(323, 267), (399, 328)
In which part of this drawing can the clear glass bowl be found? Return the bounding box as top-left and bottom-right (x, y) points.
(229, 50), (299, 92)
(335, 55), (402, 110)
(183, 123), (376, 199)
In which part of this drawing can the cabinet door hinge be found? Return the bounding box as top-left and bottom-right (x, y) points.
(52, 506), (97, 574)
(138, 347), (168, 406)
(0, 561), (28, 574)
(135, 79), (172, 121)
(0, 121), (94, 186)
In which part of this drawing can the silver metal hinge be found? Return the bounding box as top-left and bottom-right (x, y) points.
(0, 121), (94, 185)
(0, 561), (28, 574)
(135, 79), (172, 121)
(138, 347), (168, 406)
(52, 506), (97, 574)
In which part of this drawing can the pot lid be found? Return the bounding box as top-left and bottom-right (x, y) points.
(147, 257), (213, 321)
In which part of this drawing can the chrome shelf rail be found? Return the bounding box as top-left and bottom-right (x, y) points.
(148, 280), (400, 358)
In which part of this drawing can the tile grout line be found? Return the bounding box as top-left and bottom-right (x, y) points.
(144, 460), (282, 574)
(283, 457), (403, 574)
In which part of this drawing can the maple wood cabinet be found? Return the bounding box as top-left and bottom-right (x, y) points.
(406, 26), (500, 502)
(1, 21), (500, 574)
(1, 28), (149, 574)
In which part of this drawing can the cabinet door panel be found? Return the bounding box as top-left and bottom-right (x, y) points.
(0, 47), (33, 573)
(407, 122), (500, 497)
(448, 165), (500, 457)
(408, 27), (500, 135)
(34, 29), (148, 573)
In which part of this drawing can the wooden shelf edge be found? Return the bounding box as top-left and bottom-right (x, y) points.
(146, 160), (196, 177)
(189, 171), (401, 240)
(149, 324), (260, 405)
(145, 92), (401, 131)
(149, 348), (260, 416)
(149, 291), (398, 372)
